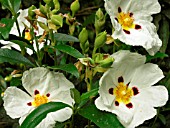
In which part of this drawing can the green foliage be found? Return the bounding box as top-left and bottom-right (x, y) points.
(54, 33), (79, 42)
(0, 49), (35, 67)
(20, 102), (71, 128)
(79, 104), (124, 128)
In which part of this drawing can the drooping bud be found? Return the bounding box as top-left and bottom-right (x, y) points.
(4, 75), (12, 82)
(79, 28), (88, 54)
(51, 14), (63, 27)
(94, 31), (107, 49)
(70, 0), (80, 17)
(94, 8), (106, 34)
(40, 4), (48, 16)
(53, 0), (60, 11)
(99, 57), (114, 68)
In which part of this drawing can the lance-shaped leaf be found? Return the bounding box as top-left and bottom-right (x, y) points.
(55, 44), (84, 58)
(79, 104), (124, 128)
(0, 49), (35, 67)
(48, 64), (79, 78)
(81, 88), (99, 101)
(54, 33), (79, 42)
(20, 102), (71, 128)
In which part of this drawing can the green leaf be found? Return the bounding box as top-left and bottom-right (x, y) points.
(0, 0), (21, 13)
(159, 15), (169, 53)
(0, 49), (35, 67)
(10, 77), (21, 86)
(55, 44), (84, 58)
(81, 88), (99, 101)
(54, 33), (79, 42)
(10, 40), (34, 50)
(0, 18), (14, 39)
(79, 104), (123, 128)
(158, 114), (166, 125)
(146, 52), (168, 62)
(47, 64), (79, 78)
(21, 102), (71, 128)
(71, 88), (81, 104)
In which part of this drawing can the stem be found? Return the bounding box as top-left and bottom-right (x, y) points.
(15, 19), (21, 37)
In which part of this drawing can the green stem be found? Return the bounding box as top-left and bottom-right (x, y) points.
(15, 19), (21, 37)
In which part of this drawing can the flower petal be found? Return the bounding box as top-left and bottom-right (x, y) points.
(119, 102), (157, 128)
(113, 21), (162, 56)
(132, 86), (168, 107)
(130, 63), (164, 88)
(3, 87), (34, 118)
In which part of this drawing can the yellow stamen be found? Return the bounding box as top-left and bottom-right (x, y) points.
(117, 12), (135, 30)
(114, 82), (133, 104)
(25, 31), (32, 41)
(32, 94), (48, 107)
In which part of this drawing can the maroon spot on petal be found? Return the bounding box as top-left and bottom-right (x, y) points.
(118, 76), (124, 83)
(25, 29), (29, 32)
(115, 17), (118, 22)
(27, 102), (32, 106)
(132, 87), (139, 95)
(130, 12), (133, 17)
(34, 32), (37, 35)
(108, 88), (114, 95)
(126, 82), (130, 86)
(46, 93), (50, 97)
(123, 29), (130, 34)
(126, 103), (133, 109)
(115, 101), (119, 106)
(34, 90), (39, 95)
(135, 24), (141, 30)
(118, 7), (122, 13)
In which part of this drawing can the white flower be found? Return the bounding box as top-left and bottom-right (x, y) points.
(95, 50), (168, 128)
(104, 0), (162, 55)
(3, 67), (75, 128)
(0, 9), (46, 55)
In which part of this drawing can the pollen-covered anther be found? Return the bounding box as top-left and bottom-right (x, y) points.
(32, 94), (49, 107)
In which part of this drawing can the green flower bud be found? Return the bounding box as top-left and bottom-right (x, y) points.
(94, 31), (107, 49)
(70, 0), (80, 17)
(51, 14), (63, 27)
(40, 4), (47, 16)
(44, 0), (52, 4)
(94, 53), (103, 63)
(4, 75), (12, 82)
(94, 8), (106, 34)
(79, 28), (88, 44)
(53, 0), (60, 11)
(99, 57), (114, 68)
(84, 40), (89, 53)
(28, 5), (36, 18)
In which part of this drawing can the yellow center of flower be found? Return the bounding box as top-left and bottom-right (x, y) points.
(32, 94), (49, 107)
(25, 31), (32, 41)
(117, 12), (135, 30)
(114, 82), (133, 104)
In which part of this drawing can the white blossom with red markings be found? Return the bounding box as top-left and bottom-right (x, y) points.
(3, 67), (75, 128)
(95, 50), (168, 128)
(104, 0), (162, 55)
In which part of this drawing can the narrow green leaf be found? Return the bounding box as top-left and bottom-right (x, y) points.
(21, 102), (71, 128)
(0, 49), (35, 67)
(71, 88), (81, 104)
(159, 15), (169, 53)
(47, 64), (79, 78)
(54, 33), (79, 42)
(79, 104), (123, 128)
(11, 0), (21, 13)
(55, 44), (84, 58)
(158, 114), (166, 125)
(0, 18), (14, 39)
(81, 88), (99, 101)
(10, 40), (34, 50)
(146, 52), (168, 62)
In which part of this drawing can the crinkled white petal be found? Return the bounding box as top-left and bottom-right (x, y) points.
(112, 21), (162, 56)
(119, 102), (156, 128)
(3, 87), (34, 119)
(130, 63), (164, 88)
(22, 67), (74, 102)
(132, 86), (168, 107)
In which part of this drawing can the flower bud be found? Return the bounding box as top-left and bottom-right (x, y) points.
(4, 75), (12, 82)
(94, 8), (106, 34)
(40, 4), (47, 16)
(99, 57), (114, 68)
(28, 5), (36, 19)
(70, 0), (80, 17)
(94, 31), (107, 49)
(79, 28), (88, 44)
(51, 14), (63, 27)
(53, 0), (60, 11)
(43, 0), (52, 4)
